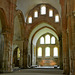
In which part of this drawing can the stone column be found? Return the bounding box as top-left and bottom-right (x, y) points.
(59, 35), (63, 69)
(62, 31), (69, 75)
(61, 0), (70, 74)
(71, 12), (75, 75)
(67, 14), (73, 75)
(23, 38), (28, 68)
(2, 33), (13, 72)
(19, 41), (24, 68)
(0, 34), (4, 72)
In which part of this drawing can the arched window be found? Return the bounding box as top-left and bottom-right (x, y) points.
(41, 5), (46, 15)
(45, 47), (50, 57)
(40, 37), (44, 44)
(53, 47), (58, 57)
(34, 11), (38, 18)
(45, 34), (50, 44)
(28, 17), (32, 23)
(38, 47), (42, 57)
(55, 15), (59, 22)
(49, 9), (53, 17)
(51, 36), (55, 44)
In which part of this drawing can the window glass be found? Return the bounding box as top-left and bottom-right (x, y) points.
(34, 11), (38, 18)
(54, 47), (58, 57)
(40, 37), (44, 44)
(55, 15), (59, 22)
(49, 9), (53, 17)
(28, 17), (32, 23)
(45, 35), (50, 44)
(38, 47), (42, 57)
(51, 36), (55, 44)
(45, 47), (50, 57)
(41, 5), (46, 15)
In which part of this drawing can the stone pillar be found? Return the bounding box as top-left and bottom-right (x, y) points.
(32, 44), (36, 66)
(2, 33), (13, 72)
(67, 14), (73, 75)
(19, 41), (24, 68)
(71, 12), (75, 75)
(61, 0), (70, 74)
(62, 31), (69, 75)
(0, 34), (4, 72)
(23, 38), (28, 68)
(59, 35), (63, 69)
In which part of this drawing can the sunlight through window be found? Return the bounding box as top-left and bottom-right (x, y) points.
(28, 17), (32, 23)
(49, 9), (53, 17)
(45, 47), (50, 57)
(45, 35), (50, 44)
(40, 37), (44, 44)
(41, 5), (46, 15)
(51, 36), (55, 44)
(38, 47), (42, 57)
(54, 47), (58, 57)
(34, 11), (38, 18)
(55, 15), (59, 22)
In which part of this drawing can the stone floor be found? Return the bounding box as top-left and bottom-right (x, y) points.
(0, 68), (66, 75)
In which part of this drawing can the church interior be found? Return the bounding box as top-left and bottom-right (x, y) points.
(0, 0), (75, 75)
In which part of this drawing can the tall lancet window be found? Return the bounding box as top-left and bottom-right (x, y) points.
(54, 47), (58, 57)
(45, 47), (50, 57)
(45, 34), (50, 44)
(55, 15), (59, 22)
(41, 5), (46, 15)
(38, 47), (42, 57)
(28, 17), (32, 23)
(51, 36), (55, 44)
(49, 9), (53, 17)
(34, 11), (38, 18)
(40, 37), (44, 44)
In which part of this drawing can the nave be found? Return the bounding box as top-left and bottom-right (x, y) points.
(0, 0), (75, 75)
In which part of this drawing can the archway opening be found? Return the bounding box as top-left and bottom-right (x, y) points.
(28, 23), (62, 69)
(13, 47), (20, 67)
